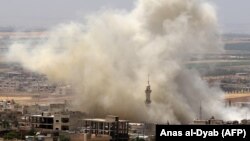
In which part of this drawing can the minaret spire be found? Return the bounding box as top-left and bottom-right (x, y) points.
(148, 74), (150, 85)
(145, 74), (152, 105)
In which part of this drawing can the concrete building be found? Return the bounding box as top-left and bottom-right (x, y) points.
(55, 85), (72, 95)
(0, 99), (17, 112)
(49, 102), (69, 114)
(81, 115), (129, 141)
(0, 111), (22, 130)
(29, 113), (54, 131)
(0, 69), (59, 94)
(28, 111), (85, 132)
(129, 122), (155, 137)
(241, 119), (250, 124)
(18, 115), (31, 131)
(22, 104), (49, 115)
(192, 116), (226, 125)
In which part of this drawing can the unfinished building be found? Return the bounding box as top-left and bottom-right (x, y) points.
(28, 111), (85, 132)
(81, 115), (129, 141)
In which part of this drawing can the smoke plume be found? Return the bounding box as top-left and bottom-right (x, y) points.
(7, 0), (245, 123)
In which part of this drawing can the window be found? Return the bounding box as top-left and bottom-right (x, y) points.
(61, 118), (69, 123)
(61, 125), (69, 131)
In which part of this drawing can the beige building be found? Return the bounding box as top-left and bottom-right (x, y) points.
(28, 111), (85, 132)
(81, 115), (129, 141)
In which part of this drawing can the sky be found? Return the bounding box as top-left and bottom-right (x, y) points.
(0, 0), (249, 33)
(212, 0), (250, 33)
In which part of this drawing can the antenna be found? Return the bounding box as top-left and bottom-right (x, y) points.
(148, 74), (150, 85)
(199, 101), (202, 120)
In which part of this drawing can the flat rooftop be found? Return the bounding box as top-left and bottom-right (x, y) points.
(83, 118), (129, 123)
(30, 114), (54, 118)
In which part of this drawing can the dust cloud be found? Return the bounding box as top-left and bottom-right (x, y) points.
(7, 0), (245, 123)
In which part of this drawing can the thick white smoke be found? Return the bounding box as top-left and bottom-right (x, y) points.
(7, 0), (245, 123)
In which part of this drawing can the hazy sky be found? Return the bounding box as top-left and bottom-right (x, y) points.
(212, 0), (250, 33)
(0, 0), (249, 33)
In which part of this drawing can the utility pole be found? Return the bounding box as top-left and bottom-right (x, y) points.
(199, 101), (202, 120)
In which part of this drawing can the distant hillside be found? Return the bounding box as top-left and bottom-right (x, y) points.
(223, 33), (250, 39)
(225, 42), (250, 51)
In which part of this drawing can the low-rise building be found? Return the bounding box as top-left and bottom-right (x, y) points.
(81, 115), (129, 141)
(0, 99), (17, 112)
(28, 111), (85, 132)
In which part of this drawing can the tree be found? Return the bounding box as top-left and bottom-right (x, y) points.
(59, 135), (70, 141)
(3, 131), (20, 140)
(27, 128), (36, 136)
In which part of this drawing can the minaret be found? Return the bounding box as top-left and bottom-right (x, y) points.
(145, 75), (152, 105)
